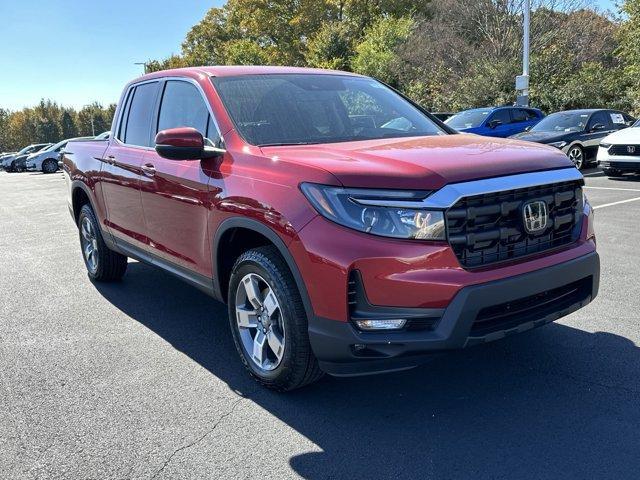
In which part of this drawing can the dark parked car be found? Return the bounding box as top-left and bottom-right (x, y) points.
(510, 109), (636, 169)
(445, 106), (544, 137)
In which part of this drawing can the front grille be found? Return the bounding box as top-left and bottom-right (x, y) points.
(601, 161), (640, 170)
(609, 145), (640, 156)
(471, 277), (592, 336)
(446, 180), (583, 268)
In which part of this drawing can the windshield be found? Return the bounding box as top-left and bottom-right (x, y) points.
(212, 74), (445, 146)
(445, 109), (491, 129)
(532, 112), (590, 133)
(44, 140), (67, 152)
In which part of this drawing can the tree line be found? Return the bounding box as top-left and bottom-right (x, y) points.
(0, 101), (115, 152)
(2, 0), (638, 152)
(147, 0), (640, 115)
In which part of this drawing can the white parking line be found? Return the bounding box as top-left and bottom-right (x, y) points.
(593, 196), (640, 210)
(585, 186), (640, 192)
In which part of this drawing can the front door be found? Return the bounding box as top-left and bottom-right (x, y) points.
(139, 79), (221, 278)
(101, 81), (160, 249)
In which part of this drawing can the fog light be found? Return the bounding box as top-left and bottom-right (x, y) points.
(355, 319), (407, 331)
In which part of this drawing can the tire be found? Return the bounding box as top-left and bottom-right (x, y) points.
(78, 204), (128, 281)
(567, 145), (585, 169)
(228, 246), (323, 391)
(603, 168), (623, 178)
(8, 161), (16, 173)
(42, 159), (58, 173)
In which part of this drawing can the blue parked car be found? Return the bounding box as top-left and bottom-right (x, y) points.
(445, 106), (544, 138)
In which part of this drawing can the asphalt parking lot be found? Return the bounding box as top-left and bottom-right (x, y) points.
(1, 168), (640, 480)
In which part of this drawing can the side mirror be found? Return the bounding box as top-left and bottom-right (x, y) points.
(488, 120), (502, 129)
(155, 127), (225, 160)
(590, 123), (606, 132)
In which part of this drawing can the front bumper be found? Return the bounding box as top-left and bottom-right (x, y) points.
(310, 251), (599, 376)
(597, 146), (640, 172)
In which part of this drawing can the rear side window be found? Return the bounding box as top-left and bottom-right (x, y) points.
(489, 109), (511, 125)
(123, 82), (159, 147)
(512, 109), (527, 122)
(588, 111), (611, 129)
(157, 81), (210, 139)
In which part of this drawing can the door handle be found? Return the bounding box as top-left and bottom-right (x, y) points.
(103, 155), (116, 165)
(141, 163), (156, 176)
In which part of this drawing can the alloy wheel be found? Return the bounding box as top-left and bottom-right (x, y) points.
(568, 147), (583, 169)
(80, 217), (99, 273)
(235, 273), (285, 371)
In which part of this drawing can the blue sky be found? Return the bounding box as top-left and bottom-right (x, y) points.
(0, 0), (619, 111)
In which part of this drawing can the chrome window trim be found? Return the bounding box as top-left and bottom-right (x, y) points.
(352, 168), (583, 209)
(112, 76), (225, 151)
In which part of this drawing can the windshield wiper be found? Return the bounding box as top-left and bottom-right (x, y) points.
(258, 141), (321, 147)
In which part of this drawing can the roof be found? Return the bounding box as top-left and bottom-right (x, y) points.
(550, 109), (605, 115)
(137, 65), (364, 82)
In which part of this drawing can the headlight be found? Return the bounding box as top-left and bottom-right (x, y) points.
(300, 183), (446, 240)
(548, 141), (567, 149)
(599, 143), (612, 149)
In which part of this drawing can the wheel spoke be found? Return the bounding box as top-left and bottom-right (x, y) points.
(81, 221), (91, 241)
(243, 275), (263, 310)
(236, 306), (258, 329)
(267, 329), (284, 361)
(84, 242), (93, 259)
(252, 330), (267, 366)
(262, 287), (279, 317)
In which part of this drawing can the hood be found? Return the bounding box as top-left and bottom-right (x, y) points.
(261, 134), (573, 190)
(601, 127), (640, 144)
(510, 131), (569, 143)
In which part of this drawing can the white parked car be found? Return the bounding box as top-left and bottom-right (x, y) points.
(1, 143), (51, 171)
(94, 131), (110, 140)
(597, 119), (640, 177)
(25, 137), (91, 173)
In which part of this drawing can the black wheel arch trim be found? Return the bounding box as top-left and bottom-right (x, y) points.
(212, 217), (315, 319)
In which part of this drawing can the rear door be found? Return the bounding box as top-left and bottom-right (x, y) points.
(583, 111), (614, 158)
(101, 81), (160, 249)
(485, 109), (513, 138)
(139, 78), (222, 279)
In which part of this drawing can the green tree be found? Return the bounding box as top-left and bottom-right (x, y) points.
(305, 21), (353, 70)
(60, 109), (78, 139)
(617, 0), (640, 114)
(351, 16), (414, 86)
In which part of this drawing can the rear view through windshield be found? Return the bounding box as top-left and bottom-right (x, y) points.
(445, 109), (491, 129)
(532, 112), (590, 133)
(211, 74), (445, 146)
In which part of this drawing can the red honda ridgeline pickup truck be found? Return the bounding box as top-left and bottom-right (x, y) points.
(63, 66), (599, 391)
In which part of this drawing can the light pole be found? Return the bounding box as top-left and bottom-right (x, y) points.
(516, 0), (531, 106)
(134, 62), (147, 75)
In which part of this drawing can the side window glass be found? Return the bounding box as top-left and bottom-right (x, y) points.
(588, 112), (609, 130)
(206, 115), (221, 146)
(512, 109), (527, 123)
(117, 88), (134, 142)
(158, 81), (209, 139)
(489, 109), (511, 125)
(124, 82), (159, 147)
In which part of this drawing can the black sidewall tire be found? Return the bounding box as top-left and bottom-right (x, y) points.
(78, 204), (127, 282)
(227, 247), (321, 391)
(229, 259), (295, 383)
(43, 160), (56, 173)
